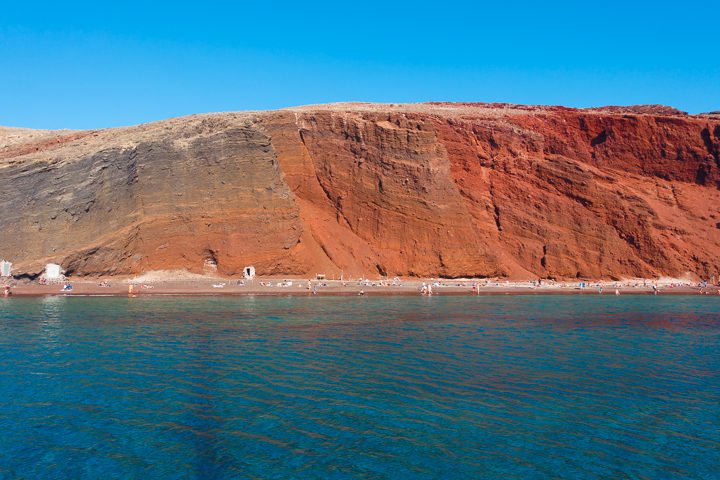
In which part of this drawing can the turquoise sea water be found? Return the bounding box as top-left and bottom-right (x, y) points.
(0, 295), (718, 479)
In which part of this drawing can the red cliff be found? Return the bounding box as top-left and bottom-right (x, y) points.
(1, 102), (719, 280)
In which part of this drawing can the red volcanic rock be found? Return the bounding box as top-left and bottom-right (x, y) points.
(588, 105), (689, 116)
(1, 102), (719, 280)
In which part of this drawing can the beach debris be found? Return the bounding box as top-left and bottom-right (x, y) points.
(203, 258), (218, 274)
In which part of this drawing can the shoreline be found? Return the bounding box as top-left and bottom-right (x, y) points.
(3, 277), (717, 297)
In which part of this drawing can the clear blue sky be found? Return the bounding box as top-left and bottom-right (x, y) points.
(2, 1), (718, 129)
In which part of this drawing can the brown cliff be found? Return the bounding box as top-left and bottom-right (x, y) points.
(1, 103), (719, 280)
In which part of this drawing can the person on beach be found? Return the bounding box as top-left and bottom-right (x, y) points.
(3, 285), (10, 296)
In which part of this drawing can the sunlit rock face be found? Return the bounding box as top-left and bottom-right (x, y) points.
(2, 103), (719, 280)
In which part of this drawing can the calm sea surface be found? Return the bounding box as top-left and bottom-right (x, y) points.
(0, 295), (718, 479)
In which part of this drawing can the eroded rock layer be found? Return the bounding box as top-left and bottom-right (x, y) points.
(1, 103), (719, 280)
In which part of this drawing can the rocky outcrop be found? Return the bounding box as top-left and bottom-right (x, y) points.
(1, 103), (719, 280)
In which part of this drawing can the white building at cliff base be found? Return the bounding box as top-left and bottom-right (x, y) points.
(44, 263), (63, 281)
(243, 266), (255, 279)
(0, 260), (11, 277)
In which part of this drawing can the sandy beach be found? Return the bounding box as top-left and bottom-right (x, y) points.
(2, 275), (715, 297)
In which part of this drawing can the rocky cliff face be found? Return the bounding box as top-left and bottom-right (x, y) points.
(1, 103), (719, 280)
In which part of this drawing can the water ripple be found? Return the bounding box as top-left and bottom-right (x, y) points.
(0, 295), (718, 478)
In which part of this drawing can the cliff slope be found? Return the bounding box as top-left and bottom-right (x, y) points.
(1, 103), (719, 280)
